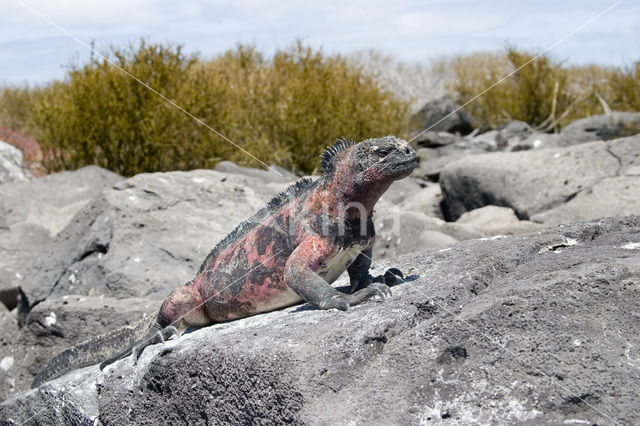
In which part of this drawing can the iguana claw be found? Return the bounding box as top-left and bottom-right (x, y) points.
(132, 325), (180, 364)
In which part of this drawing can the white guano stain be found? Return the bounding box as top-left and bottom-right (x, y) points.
(0, 356), (13, 371)
(44, 312), (57, 327)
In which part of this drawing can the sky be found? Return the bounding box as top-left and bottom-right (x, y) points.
(1, 0), (639, 86)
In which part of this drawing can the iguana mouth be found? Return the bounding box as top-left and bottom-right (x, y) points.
(390, 156), (418, 177)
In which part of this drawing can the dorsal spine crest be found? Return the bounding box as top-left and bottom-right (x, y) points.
(321, 138), (355, 174)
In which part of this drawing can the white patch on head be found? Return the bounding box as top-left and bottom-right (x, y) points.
(44, 312), (57, 327)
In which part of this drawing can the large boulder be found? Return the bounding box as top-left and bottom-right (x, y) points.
(20, 170), (293, 306)
(559, 112), (640, 146)
(440, 135), (640, 223)
(411, 97), (475, 136)
(2, 216), (639, 424)
(396, 182), (444, 219)
(0, 166), (123, 309)
(413, 142), (491, 182)
(411, 131), (461, 149)
(455, 205), (546, 235)
(373, 209), (483, 259)
(0, 141), (31, 184)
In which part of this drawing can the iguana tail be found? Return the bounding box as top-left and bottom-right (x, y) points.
(31, 315), (156, 389)
(98, 320), (179, 370)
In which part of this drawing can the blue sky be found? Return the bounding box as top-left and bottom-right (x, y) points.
(1, 0), (638, 86)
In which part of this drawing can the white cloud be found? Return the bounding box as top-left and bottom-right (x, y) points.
(0, 0), (638, 85)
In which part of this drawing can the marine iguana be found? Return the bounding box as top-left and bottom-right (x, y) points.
(32, 135), (417, 388)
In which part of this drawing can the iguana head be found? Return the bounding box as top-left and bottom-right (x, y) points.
(351, 135), (417, 182)
(321, 136), (417, 212)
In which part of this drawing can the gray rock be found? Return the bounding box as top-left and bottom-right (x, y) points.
(531, 176), (640, 225)
(0, 309), (18, 402)
(411, 97), (475, 135)
(413, 145), (488, 182)
(413, 131), (500, 182)
(508, 132), (561, 151)
(397, 182), (444, 219)
(379, 177), (425, 205)
(3, 216), (639, 425)
(214, 161), (298, 183)
(466, 130), (499, 152)
(411, 131), (461, 148)
(497, 120), (533, 144)
(0, 166), (123, 309)
(373, 209), (483, 259)
(20, 170), (290, 305)
(559, 112), (640, 146)
(0, 295), (158, 401)
(0, 141), (31, 184)
(456, 206), (546, 236)
(440, 135), (639, 223)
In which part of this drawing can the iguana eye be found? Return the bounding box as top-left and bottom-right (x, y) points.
(376, 147), (391, 157)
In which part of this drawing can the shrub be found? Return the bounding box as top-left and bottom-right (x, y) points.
(449, 48), (575, 131)
(447, 47), (640, 131)
(0, 86), (34, 132)
(31, 41), (199, 175)
(609, 60), (640, 112)
(29, 40), (410, 176)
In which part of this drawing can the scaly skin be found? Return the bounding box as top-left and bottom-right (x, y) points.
(33, 136), (417, 387)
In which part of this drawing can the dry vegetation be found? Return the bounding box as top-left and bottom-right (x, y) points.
(0, 41), (638, 176)
(445, 48), (640, 131)
(2, 41), (408, 176)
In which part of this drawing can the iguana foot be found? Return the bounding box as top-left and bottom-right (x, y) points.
(323, 282), (392, 311)
(131, 325), (180, 363)
(348, 268), (404, 294)
(375, 268), (404, 286)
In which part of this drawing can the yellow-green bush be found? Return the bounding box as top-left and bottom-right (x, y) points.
(448, 48), (640, 131)
(609, 61), (640, 112)
(29, 40), (409, 176)
(0, 85), (36, 132)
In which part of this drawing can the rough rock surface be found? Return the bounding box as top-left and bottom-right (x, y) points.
(20, 170), (291, 306)
(411, 131), (461, 148)
(497, 120), (533, 145)
(559, 112), (640, 146)
(373, 209), (483, 259)
(379, 177), (425, 205)
(0, 308), (19, 401)
(0, 141), (31, 184)
(508, 132), (561, 151)
(0, 166), (123, 309)
(2, 216), (638, 425)
(456, 206), (546, 236)
(413, 144), (489, 182)
(440, 135), (640, 223)
(0, 295), (158, 401)
(411, 97), (475, 136)
(396, 182), (444, 220)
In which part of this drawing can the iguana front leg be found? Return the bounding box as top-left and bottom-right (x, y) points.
(284, 235), (391, 310)
(347, 248), (405, 294)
